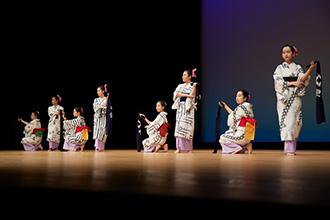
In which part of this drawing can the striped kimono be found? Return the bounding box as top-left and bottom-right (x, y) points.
(142, 112), (168, 152)
(219, 102), (254, 153)
(93, 97), (108, 143)
(273, 62), (310, 141)
(46, 105), (64, 146)
(63, 116), (86, 146)
(172, 83), (195, 151)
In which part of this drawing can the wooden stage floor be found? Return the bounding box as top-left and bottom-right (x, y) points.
(1, 149), (330, 212)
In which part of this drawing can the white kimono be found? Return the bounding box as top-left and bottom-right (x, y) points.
(63, 116), (86, 145)
(21, 119), (42, 146)
(93, 97), (107, 143)
(220, 102), (254, 146)
(142, 111), (168, 152)
(46, 105), (64, 144)
(172, 83), (195, 140)
(273, 62), (310, 141)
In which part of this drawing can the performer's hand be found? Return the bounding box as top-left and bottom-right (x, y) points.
(193, 82), (198, 87)
(309, 60), (317, 69)
(139, 113), (145, 118)
(292, 81), (305, 88)
(218, 101), (226, 107)
(187, 94), (194, 99)
(18, 118), (26, 124)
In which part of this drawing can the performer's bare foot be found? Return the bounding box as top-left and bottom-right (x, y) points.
(154, 145), (162, 153)
(232, 148), (243, 154)
(174, 147), (181, 153)
(163, 144), (168, 152)
(38, 145), (43, 151)
(246, 143), (253, 154)
(79, 144), (85, 152)
(286, 153), (296, 156)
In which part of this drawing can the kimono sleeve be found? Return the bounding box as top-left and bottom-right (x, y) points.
(227, 105), (247, 129)
(24, 120), (36, 135)
(93, 98), (107, 115)
(146, 113), (165, 135)
(273, 65), (289, 103)
(172, 84), (183, 110)
(48, 106), (58, 122)
(296, 64), (311, 97)
(93, 98), (101, 113)
(63, 118), (80, 131)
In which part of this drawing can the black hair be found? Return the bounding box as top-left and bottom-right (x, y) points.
(32, 111), (40, 118)
(282, 44), (295, 54)
(239, 90), (250, 101)
(74, 107), (83, 115)
(52, 95), (60, 101)
(185, 69), (193, 77)
(184, 68), (197, 83)
(158, 100), (167, 108)
(98, 85), (105, 91)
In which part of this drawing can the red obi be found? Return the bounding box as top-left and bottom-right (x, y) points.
(76, 126), (91, 133)
(238, 117), (257, 141)
(158, 123), (171, 137)
(76, 126), (91, 140)
(239, 117), (257, 128)
(33, 128), (45, 137)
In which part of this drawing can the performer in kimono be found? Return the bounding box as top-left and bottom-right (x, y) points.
(46, 95), (64, 151)
(18, 111), (44, 151)
(63, 107), (90, 152)
(93, 85), (110, 152)
(172, 69), (197, 153)
(219, 90), (256, 154)
(140, 101), (170, 153)
(273, 44), (317, 155)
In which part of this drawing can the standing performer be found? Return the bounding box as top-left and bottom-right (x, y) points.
(47, 95), (64, 151)
(18, 111), (44, 151)
(219, 90), (256, 154)
(93, 85), (109, 152)
(140, 101), (170, 153)
(172, 69), (197, 153)
(63, 107), (90, 152)
(273, 44), (317, 155)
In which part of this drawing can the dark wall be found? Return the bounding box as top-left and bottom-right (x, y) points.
(6, 2), (201, 150)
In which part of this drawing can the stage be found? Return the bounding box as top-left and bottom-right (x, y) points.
(1, 149), (330, 212)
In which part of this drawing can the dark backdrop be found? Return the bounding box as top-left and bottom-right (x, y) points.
(5, 1), (329, 151)
(5, 2), (201, 150)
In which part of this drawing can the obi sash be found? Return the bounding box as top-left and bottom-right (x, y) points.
(239, 117), (257, 140)
(283, 77), (298, 87)
(33, 128), (45, 137)
(180, 93), (190, 102)
(76, 126), (91, 140)
(158, 123), (170, 137)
